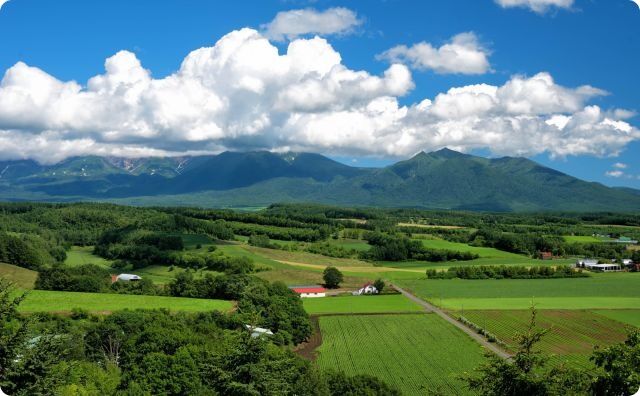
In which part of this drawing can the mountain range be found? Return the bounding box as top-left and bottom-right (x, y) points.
(1, 148), (639, 212)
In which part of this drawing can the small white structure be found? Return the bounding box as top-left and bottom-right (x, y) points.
(116, 274), (142, 282)
(245, 325), (274, 338)
(352, 283), (379, 296)
(290, 286), (327, 298)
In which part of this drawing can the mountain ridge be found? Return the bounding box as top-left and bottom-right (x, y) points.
(1, 149), (639, 212)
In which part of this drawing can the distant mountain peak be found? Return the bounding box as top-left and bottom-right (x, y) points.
(430, 147), (466, 158)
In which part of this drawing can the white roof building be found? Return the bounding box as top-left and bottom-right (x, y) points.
(352, 283), (379, 295)
(116, 274), (142, 281)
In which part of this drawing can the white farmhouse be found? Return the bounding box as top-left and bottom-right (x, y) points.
(352, 282), (378, 295)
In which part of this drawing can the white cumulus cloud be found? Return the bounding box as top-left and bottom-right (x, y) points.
(606, 170), (624, 178)
(613, 162), (628, 169)
(495, 0), (574, 13)
(0, 27), (638, 164)
(377, 32), (491, 75)
(262, 7), (362, 42)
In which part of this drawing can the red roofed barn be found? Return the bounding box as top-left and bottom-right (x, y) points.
(290, 286), (327, 298)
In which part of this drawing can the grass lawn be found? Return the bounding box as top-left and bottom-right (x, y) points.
(303, 294), (423, 315)
(64, 246), (114, 268)
(397, 273), (640, 310)
(460, 310), (629, 368)
(593, 310), (640, 327)
(19, 290), (233, 313)
(0, 262), (38, 288)
(316, 314), (485, 395)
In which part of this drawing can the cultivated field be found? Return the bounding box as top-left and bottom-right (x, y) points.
(18, 290), (233, 313)
(460, 310), (630, 368)
(0, 262), (38, 288)
(303, 294), (422, 315)
(397, 273), (640, 310)
(316, 314), (485, 395)
(592, 309), (640, 327)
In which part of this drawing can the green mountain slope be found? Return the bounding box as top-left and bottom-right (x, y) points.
(1, 149), (639, 212)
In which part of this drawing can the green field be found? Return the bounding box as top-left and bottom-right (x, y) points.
(563, 235), (606, 243)
(303, 294), (422, 315)
(460, 310), (629, 368)
(593, 309), (640, 327)
(316, 314), (486, 395)
(397, 273), (640, 310)
(64, 246), (114, 268)
(0, 262), (38, 288)
(18, 290), (233, 313)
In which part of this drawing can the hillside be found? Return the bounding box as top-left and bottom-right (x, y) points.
(1, 149), (640, 211)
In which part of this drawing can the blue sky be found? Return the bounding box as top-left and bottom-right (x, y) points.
(0, 0), (639, 187)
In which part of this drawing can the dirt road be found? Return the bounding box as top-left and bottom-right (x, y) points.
(391, 283), (513, 360)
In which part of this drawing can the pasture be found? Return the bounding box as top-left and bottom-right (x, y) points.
(303, 294), (422, 315)
(0, 262), (38, 288)
(18, 290), (233, 313)
(460, 310), (629, 368)
(64, 246), (114, 268)
(316, 314), (485, 395)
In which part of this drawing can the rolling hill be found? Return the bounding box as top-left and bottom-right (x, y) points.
(1, 149), (639, 211)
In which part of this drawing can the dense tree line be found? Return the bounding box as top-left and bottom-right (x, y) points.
(0, 280), (398, 395)
(36, 264), (112, 292)
(0, 231), (65, 269)
(426, 265), (588, 280)
(361, 232), (478, 262)
(228, 221), (330, 242)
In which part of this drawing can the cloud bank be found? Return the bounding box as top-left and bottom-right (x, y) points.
(262, 7), (362, 41)
(0, 27), (638, 164)
(494, 0), (574, 13)
(377, 32), (491, 75)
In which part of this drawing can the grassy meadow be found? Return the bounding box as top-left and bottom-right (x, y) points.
(0, 262), (38, 288)
(18, 290), (233, 313)
(64, 246), (114, 268)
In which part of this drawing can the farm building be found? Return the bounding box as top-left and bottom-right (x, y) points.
(576, 259), (622, 272)
(352, 283), (379, 295)
(538, 251), (553, 260)
(115, 274), (142, 282)
(290, 286), (327, 298)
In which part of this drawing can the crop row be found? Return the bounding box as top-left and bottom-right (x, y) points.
(316, 314), (485, 395)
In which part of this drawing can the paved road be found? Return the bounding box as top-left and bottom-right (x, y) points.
(391, 283), (513, 360)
